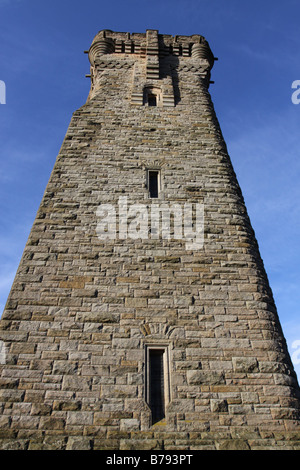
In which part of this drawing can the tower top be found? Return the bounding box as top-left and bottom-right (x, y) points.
(88, 28), (214, 65)
(86, 29), (215, 104)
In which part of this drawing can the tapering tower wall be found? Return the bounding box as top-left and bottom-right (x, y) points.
(0, 29), (299, 450)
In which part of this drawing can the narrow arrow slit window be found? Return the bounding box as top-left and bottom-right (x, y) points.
(146, 345), (170, 425)
(148, 170), (160, 198)
(150, 349), (165, 423)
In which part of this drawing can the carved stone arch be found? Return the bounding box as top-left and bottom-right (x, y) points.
(140, 322), (167, 338)
(139, 322), (185, 341)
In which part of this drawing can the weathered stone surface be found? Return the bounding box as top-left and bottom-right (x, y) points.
(0, 28), (299, 451)
(187, 370), (225, 385)
(218, 439), (251, 451)
(232, 357), (259, 373)
(66, 437), (93, 450)
(211, 399), (228, 413)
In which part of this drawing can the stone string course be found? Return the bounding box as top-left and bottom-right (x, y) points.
(0, 29), (299, 450)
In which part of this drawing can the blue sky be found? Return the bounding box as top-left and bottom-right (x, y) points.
(0, 0), (300, 377)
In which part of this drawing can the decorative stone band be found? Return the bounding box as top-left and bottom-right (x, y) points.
(146, 30), (160, 81)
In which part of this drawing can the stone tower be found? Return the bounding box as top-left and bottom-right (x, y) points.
(0, 29), (299, 451)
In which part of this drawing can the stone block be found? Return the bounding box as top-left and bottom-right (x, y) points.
(66, 411), (93, 426)
(39, 416), (65, 430)
(66, 437), (93, 450)
(211, 399), (228, 412)
(187, 370), (225, 385)
(232, 357), (259, 373)
(218, 439), (250, 450)
(120, 439), (163, 450)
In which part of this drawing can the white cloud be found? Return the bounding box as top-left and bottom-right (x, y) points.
(0, 268), (16, 317)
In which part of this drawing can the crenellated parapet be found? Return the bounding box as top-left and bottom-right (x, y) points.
(86, 29), (216, 104)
